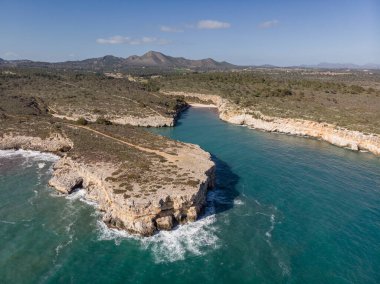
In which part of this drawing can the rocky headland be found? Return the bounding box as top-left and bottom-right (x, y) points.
(0, 118), (215, 236)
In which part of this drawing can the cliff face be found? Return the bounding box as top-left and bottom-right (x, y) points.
(0, 133), (73, 153)
(163, 91), (380, 156)
(51, 113), (176, 127)
(49, 145), (215, 236)
(0, 132), (215, 236)
(50, 104), (188, 128)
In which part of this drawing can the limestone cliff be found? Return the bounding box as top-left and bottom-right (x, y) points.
(0, 131), (215, 236)
(51, 112), (176, 127)
(163, 91), (380, 156)
(49, 144), (215, 236)
(0, 133), (73, 153)
(50, 104), (188, 127)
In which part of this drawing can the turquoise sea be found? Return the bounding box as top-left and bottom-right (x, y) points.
(1, 107), (379, 283)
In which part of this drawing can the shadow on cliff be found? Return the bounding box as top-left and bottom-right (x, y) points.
(204, 154), (240, 215)
(173, 107), (190, 127)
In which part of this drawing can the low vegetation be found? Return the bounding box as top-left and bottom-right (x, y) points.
(155, 69), (380, 134)
(0, 68), (186, 121)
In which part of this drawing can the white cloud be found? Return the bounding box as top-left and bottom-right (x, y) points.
(258, 20), (279, 29)
(160, 25), (184, 33)
(96, 35), (169, 45)
(197, 20), (231, 30)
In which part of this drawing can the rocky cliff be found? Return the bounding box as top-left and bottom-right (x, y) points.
(163, 91), (380, 156)
(0, 128), (215, 236)
(51, 112), (176, 127)
(50, 104), (188, 127)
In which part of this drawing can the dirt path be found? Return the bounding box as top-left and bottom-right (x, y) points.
(6, 111), (176, 161)
(71, 124), (176, 162)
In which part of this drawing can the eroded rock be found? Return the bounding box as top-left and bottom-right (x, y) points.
(156, 215), (174, 230)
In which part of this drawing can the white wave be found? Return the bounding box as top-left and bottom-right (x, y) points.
(27, 189), (39, 206)
(233, 198), (244, 206)
(65, 188), (99, 208)
(265, 214), (276, 238)
(279, 260), (291, 276)
(54, 222), (75, 261)
(0, 149), (59, 162)
(55, 235), (73, 259)
(97, 220), (137, 243)
(260, 209), (291, 277)
(141, 214), (219, 263)
(65, 188), (87, 201)
(0, 219), (16, 224)
(38, 162), (46, 169)
(96, 188), (222, 263)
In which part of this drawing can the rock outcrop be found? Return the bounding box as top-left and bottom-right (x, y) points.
(50, 144), (214, 236)
(163, 91), (380, 156)
(51, 113), (176, 127)
(0, 133), (73, 153)
(50, 104), (188, 128)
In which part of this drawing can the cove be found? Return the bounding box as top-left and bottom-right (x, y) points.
(0, 107), (379, 283)
(151, 107), (380, 283)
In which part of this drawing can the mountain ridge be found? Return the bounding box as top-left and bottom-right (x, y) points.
(0, 51), (236, 71)
(1, 52), (379, 70)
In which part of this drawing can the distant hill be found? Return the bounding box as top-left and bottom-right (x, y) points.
(300, 62), (380, 70)
(1, 53), (379, 71)
(124, 51), (234, 69)
(0, 51), (236, 71)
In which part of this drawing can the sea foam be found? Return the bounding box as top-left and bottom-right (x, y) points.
(0, 149), (59, 162)
(96, 188), (222, 263)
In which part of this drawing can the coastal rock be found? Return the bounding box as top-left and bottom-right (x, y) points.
(51, 147), (214, 236)
(156, 215), (174, 230)
(51, 112), (176, 127)
(0, 133), (72, 153)
(0, 130), (215, 236)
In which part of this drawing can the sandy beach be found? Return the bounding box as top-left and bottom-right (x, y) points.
(189, 103), (218, 108)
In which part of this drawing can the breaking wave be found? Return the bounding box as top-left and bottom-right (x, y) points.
(0, 149), (59, 162)
(96, 188), (222, 263)
(141, 214), (219, 263)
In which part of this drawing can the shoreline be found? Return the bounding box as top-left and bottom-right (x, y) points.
(189, 103), (218, 108)
(0, 128), (216, 237)
(163, 91), (380, 156)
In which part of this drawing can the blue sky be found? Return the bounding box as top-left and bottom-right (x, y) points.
(0, 0), (378, 65)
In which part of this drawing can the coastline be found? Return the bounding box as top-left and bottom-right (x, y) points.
(189, 103), (218, 108)
(163, 91), (380, 156)
(0, 128), (215, 236)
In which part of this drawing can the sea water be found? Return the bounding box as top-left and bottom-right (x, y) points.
(0, 108), (379, 283)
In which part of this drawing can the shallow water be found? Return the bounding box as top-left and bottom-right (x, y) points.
(1, 108), (380, 283)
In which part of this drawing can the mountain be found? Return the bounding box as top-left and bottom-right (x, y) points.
(124, 51), (234, 69)
(51, 55), (126, 70)
(2, 53), (378, 71)
(0, 51), (236, 71)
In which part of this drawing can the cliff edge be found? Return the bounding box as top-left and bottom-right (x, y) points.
(0, 119), (215, 236)
(163, 91), (380, 156)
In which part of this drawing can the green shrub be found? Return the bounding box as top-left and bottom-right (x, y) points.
(76, 117), (88, 125)
(96, 117), (112, 125)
